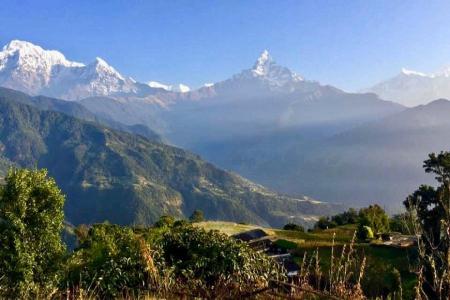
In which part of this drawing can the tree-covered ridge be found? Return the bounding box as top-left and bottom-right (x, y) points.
(0, 95), (339, 226)
(0, 87), (162, 141)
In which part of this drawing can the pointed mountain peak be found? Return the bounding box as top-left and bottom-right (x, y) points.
(88, 57), (124, 80)
(244, 49), (303, 84)
(256, 49), (272, 65)
(252, 50), (275, 76)
(92, 57), (114, 69)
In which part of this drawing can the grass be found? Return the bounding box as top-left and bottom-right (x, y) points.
(198, 221), (418, 299)
(195, 221), (276, 236)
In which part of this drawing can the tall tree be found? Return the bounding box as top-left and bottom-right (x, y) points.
(358, 204), (390, 234)
(0, 168), (66, 297)
(189, 209), (204, 223)
(405, 152), (450, 299)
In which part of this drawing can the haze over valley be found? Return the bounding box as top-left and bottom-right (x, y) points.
(1, 39), (449, 212)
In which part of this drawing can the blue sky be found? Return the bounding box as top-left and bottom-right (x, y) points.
(1, 0), (450, 90)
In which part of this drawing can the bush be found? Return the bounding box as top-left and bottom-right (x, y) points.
(65, 224), (164, 298)
(154, 215), (175, 228)
(159, 224), (285, 297)
(0, 168), (66, 298)
(64, 222), (285, 298)
(283, 223), (305, 232)
(358, 205), (390, 234)
(357, 225), (374, 240)
(314, 217), (337, 230)
(189, 209), (204, 223)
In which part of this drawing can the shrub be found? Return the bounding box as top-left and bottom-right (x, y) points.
(64, 224), (164, 298)
(0, 168), (66, 298)
(159, 224), (285, 297)
(357, 225), (374, 240)
(314, 217), (337, 230)
(189, 209), (204, 223)
(154, 215), (175, 228)
(283, 223), (305, 232)
(358, 204), (390, 234)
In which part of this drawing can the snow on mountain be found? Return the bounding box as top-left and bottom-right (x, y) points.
(232, 50), (304, 88)
(148, 81), (172, 91)
(0, 40), (139, 100)
(147, 81), (190, 93)
(0, 40), (84, 95)
(176, 84), (190, 93)
(365, 66), (450, 107)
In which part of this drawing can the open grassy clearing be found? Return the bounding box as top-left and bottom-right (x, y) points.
(198, 221), (418, 299)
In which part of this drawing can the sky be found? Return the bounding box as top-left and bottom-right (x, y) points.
(1, 0), (450, 91)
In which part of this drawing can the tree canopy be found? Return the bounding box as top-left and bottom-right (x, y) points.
(0, 168), (66, 297)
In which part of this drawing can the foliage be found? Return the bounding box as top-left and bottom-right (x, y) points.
(314, 216), (337, 230)
(153, 215), (175, 228)
(356, 225), (374, 240)
(158, 224), (285, 297)
(283, 223), (305, 232)
(404, 151), (450, 299)
(64, 221), (285, 298)
(389, 213), (414, 234)
(331, 208), (359, 226)
(0, 168), (66, 298)
(358, 204), (390, 234)
(189, 209), (204, 223)
(65, 223), (165, 298)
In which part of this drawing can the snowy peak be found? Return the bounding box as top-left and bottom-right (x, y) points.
(177, 84), (190, 93)
(88, 57), (125, 80)
(1, 39), (84, 69)
(0, 40), (140, 100)
(252, 49), (274, 76)
(234, 50), (304, 88)
(148, 81), (171, 91)
(400, 68), (427, 77)
(365, 65), (450, 107)
(147, 81), (190, 93)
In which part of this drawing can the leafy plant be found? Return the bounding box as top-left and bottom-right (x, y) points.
(65, 223), (166, 298)
(283, 223), (305, 232)
(0, 168), (66, 298)
(158, 224), (285, 297)
(189, 209), (204, 223)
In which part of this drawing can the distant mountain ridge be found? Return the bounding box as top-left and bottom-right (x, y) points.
(0, 87), (161, 141)
(0, 88), (341, 227)
(364, 66), (450, 107)
(231, 98), (450, 211)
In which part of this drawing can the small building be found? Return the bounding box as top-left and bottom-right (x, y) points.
(233, 229), (268, 242)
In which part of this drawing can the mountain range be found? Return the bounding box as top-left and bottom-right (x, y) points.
(365, 67), (450, 107)
(0, 87), (339, 227)
(2, 39), (450, 212)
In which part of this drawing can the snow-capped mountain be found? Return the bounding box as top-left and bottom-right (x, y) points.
(0, 40), (139, 100)
(365, 67), (450, 107)
(230, 50), (304, 89)
(148, 81), (190, 93)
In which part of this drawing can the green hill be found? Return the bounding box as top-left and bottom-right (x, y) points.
(0, 92), (341, 227)
(0, 87), (161, 141)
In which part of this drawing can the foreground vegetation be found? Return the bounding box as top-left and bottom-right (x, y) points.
(2, 151), (450, 298)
